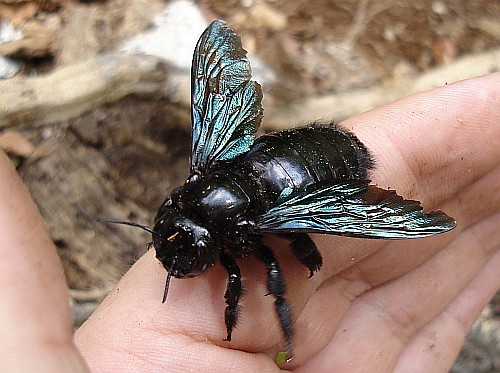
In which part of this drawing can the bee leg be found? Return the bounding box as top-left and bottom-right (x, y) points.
(279, 233), (323, 277)
(256, 244), (294, 359)
(220, 251), (242, 342)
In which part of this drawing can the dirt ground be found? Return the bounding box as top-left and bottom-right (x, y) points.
(0, 0), (498, 371)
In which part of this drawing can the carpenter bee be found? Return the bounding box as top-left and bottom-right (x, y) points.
(102, 20), (456, 362)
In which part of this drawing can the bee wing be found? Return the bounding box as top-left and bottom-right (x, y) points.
(190, 20), (263, 173)
(255, 180), (456, 238)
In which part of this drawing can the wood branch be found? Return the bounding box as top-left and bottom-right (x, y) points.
(0, 53), (167, 127)
(1, 48), (498, 131)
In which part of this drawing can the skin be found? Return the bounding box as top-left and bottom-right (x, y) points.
(0, 73), (498, 372)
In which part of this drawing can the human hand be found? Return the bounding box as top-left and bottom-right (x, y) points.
(75, 72), (500, 372)
(1, 73), (498, 372)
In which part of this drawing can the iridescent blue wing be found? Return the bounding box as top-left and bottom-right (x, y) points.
(256, 180), (456, 238)
(190, 20), (263, 173)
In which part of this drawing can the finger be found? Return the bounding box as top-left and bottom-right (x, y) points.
(350, 72), (500, 209)
(0, 152), (87, 371)
(352, 73), (500, 241)
(394, 248), (500, 372)
(316, 73), (500, 286)
(312, 73), (500, 281)
(346, 166), (499, 286)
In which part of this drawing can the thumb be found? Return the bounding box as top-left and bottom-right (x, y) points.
(0, 151), (88, 372)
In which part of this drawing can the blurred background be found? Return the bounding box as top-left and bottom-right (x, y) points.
(0, 0), (498, 371)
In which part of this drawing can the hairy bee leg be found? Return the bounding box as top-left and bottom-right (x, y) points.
(279, 233), (323, 277)
(220, 251), (242, 342)
(256, 244), (294, 358)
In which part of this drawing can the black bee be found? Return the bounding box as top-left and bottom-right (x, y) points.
(103, 20), (456, 362)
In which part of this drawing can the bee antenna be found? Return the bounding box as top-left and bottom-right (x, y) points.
(97, 217), (164, 239)
(162, 264), (174, 303)
(99, 218), (177, 303)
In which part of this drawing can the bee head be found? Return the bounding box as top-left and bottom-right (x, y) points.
(152, 201), (217, 279)
(98, 196), (218, 303)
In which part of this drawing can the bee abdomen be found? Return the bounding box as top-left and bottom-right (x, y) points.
(242, 125), (373, 203)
